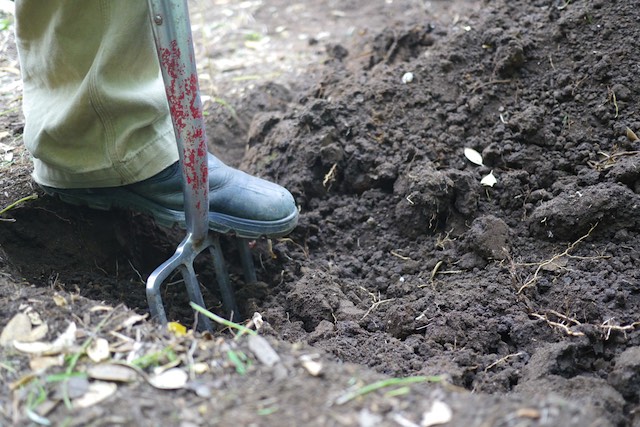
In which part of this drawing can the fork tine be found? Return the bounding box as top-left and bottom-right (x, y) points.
(238, 238), (257, 285)
(146, 236), (213, 331)
(209, 235), (240, 322)
(146, 246), (184, 324)
(181, 262), (214, 331)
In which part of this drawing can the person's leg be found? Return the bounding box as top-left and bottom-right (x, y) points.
(16, 0), (177, 188)
(15, 0), (298, 237)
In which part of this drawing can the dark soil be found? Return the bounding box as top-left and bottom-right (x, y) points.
(1, 0), (640, 425)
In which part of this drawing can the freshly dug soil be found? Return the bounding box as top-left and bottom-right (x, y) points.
(1, 0), (640, 425)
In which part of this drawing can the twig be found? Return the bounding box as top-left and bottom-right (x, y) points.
(484, 352), (524, 372)
(601, 318), (640, 340)
(531, 312), (584, 337)
(532, 310), (640, 339)
(359, 287), (394, 320)
(517, 223), (598, 294)
(322, 163), (338, 189)
(277, 237), (309, 258)
(607, 87), (619, 118)
(430, 260), (443, 281)
(546, 309), (581, 325)
(390, 250), (411, 261)
(587, 150), (640, 171)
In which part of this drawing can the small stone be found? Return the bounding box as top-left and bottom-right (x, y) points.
(467, 215), (510, 260)
(247, 335), (281, 367)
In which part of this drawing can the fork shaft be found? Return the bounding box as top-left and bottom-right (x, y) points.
(148, 0), (209, 239)
(146, 0), (257, 330)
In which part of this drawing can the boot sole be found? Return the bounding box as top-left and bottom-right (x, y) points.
(41, 186), (298, 239)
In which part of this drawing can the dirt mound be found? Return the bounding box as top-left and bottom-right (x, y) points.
(239, 0), (640, 423)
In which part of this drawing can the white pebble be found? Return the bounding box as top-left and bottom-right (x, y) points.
(402, 72), (414, 84)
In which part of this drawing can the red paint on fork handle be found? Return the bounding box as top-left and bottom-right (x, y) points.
(159, 39), (208, 213)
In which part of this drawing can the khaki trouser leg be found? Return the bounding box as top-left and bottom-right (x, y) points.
(15, 0), (179, 188)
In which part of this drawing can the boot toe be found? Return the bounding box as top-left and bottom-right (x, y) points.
(125, 153), (298, 237)
(210, 170), (297, 222)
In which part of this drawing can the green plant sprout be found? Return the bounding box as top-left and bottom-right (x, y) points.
(335, 375), (443, 405)
(190, 302), (257, 338)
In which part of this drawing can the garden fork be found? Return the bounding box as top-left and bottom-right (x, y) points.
(145, 0), (257, 330)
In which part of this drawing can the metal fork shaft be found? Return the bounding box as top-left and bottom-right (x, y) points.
(148, 0), (209, 238)
(145, 0), (257, 329)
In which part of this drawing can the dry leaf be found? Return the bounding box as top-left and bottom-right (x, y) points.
(464, 147), (484, 166)
(118, 314), (147, 330)
(251, 312), (264, 330)
(516, 408), (541, 419)
(52, 293), (68, 307)
(25, 309), (43, 326)
(393, 413), (420, 427)
(13, 322), (76, 355)
(72, 381), (118, 409)
(87, 363), (139, 383)
(420, 400), (452, 427)
(626, 127), (639, 142)
(110, 341), (135, 354)
(480, 170), (497, 187)
(0, 313), (32, 346)
(89, 305), (114, 313)
(192, 362), (209, 375)
(13, 341), (56, 354)
(29, 355), (64, 371)
(148, 368), (188, 390)
(300, 355), (323, 376)
(0, 66), (21, 76)
(87, 338), (110, 362)
(27, 324), (49, 342)
(52, 322), (77, 348)
(9, 373), (37, 390)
